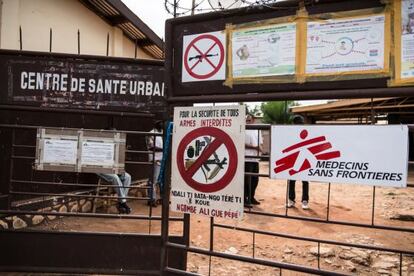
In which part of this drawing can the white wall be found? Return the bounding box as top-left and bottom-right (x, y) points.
(0, 0), (153, 59)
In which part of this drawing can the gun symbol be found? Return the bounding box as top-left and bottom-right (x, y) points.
(188, 53), (218, 62)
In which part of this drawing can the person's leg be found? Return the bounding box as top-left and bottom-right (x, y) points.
(152, 164), (161, 201)
(288, 180), (296, 201)
(251, 162), (260, 204)
(302, 181), (309, 202)
(244, 162), (253, 205)
(122, 172), (131, 200)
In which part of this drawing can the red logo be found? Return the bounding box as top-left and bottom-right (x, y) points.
(274, 129), (341, 176)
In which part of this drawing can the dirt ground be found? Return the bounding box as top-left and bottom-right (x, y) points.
(36, 162), (414, 275)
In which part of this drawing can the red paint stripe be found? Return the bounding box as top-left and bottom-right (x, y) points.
(282, 136), (326, 153)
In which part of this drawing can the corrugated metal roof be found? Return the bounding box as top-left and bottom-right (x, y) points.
(80, 0), (164, 59)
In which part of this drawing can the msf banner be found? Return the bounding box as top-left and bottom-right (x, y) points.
(270, 125), (408, 188)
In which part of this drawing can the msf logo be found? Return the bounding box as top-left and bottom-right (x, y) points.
(274, 129), (341, 176)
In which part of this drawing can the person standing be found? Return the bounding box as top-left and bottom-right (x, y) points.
(244, 114), (263, 207)
(287, 115), (310, 210)
(147, 121), (163, 207)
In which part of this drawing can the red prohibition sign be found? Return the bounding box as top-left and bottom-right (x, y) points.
(177, 127), (237, 193)
(184, 34), (225, 79)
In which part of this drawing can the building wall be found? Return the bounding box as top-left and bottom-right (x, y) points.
(0, 0), (152, 59)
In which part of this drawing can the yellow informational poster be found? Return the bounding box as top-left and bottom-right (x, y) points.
(231, 23), (297, 78)
(393, 0), (414, 84)
(305, 12), (390, 80)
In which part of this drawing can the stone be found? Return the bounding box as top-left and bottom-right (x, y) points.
(59, 205), (67, 213)
(377, 269), (392, 275)
(373, 261), (397, 270)
(224, 247), (238, 254)
(70, 204), (78, 213)
(284, 248), (293, 254)
(79, 199), (86, 205)
(32, 215), (45, 225)
(344, 260), (357, 272)
(0, 220), (8, 229)
(324, 259), (333, 264)
(12, 217), (27, 229)
(47, 210), (57, 221)
(379, 256), (399, 263)
(339, 248), (370, 266)
(309, 246), (335, 257)
(81, 201), (92, 212)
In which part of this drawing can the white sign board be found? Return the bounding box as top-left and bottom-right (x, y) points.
(401, 0), (414, 79)
(270, 125), (408, 187)
(43, 139), (78, 165)
(182, 31), (226, 82)
(171, 105), (245, 219)
(81, 141), (115, 166)
(232, 23), (296, 78)
(306, 15), (385, 74)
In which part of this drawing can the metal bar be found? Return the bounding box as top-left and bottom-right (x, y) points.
(167, 87), (414, 103)
(0, 48), (164, 65)
(11, 179), (149, 189)
(317, 242), (320, 269)
(77, 29), (80, 54)
(326, 182), (331, 221)
(49, 28), (52, 52)
(166, 242), (350, 276)
(285, 180), (289, 216)
(19, 26), (22, 50)
(245, 210), (414, 233)
(214, 223), (414, 255)
(372, 186), (376, 226)
(9, 191), (147, 201)
(8, 129), (15, 209)
(135, 37), (138, 58)
(0, 123), (157, 135)
(106, 32), (109, 56)
(0, 105), (155, 117)
(164, 267), (201, 276)
(0, 209), (184, 221)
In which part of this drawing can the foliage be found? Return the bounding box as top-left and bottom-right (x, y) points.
(260, 101), (295, 124)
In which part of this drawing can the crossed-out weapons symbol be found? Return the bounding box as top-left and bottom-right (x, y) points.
(185, 136), (227, 182)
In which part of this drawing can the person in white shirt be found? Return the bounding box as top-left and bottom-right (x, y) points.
(146, 121), (163, 207)
(244, 114), (263, 207)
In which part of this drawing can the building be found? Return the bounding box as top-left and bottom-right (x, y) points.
(0, 0), (163, 59)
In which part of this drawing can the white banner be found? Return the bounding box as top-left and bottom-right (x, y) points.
(270, 125), (408, 187)
(182, 31), (226, 82)
(306, 15), (385, 74)
(232, 23), (296, 78)
(43, 139), (78, 165)
(171, 105), (245, 219)
(81, 141), (115, 166)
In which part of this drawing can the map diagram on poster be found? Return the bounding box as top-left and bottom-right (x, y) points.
(182, 31), (226, 82)
(232, 23), (296, 78)
(171, 106), (245, 219)
(306, 15), (385, 74)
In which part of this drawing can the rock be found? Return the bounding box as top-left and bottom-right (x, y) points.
(47, 210), (57, 220)
(0, 220), (8, 229)
(344, 260), (357, 272)
(284, 248), (293, 254)
(81, 201), (92, 212)
(224, 247), (238, 254)
(70, 204), (78, 213)
(372, 261), (396, 270)
(379, 256), (399, 263)
(377, 269), (392, 275)
(59, 205), (67, 213)
(324, 259), (333, 264)
(339, 248), (370, 266)
(12, 217), (27, 229)
(79, 199), (86, 205)
(390, 214), (414, 221)
(32, 215), (45, 225)
(309, 246), (335, 257)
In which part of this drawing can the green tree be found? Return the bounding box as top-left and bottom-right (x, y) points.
(260, 101), (295, 124)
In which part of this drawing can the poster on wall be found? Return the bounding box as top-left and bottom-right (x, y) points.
(171, 105), (245, 219)
(306, 14), (386, 75)
(400, 0), (414, 80)
(182, 31), (226, 82)
(231, 23), (296, 78)
(270, 125), (408, 188)
(43, 139), (78, 165)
